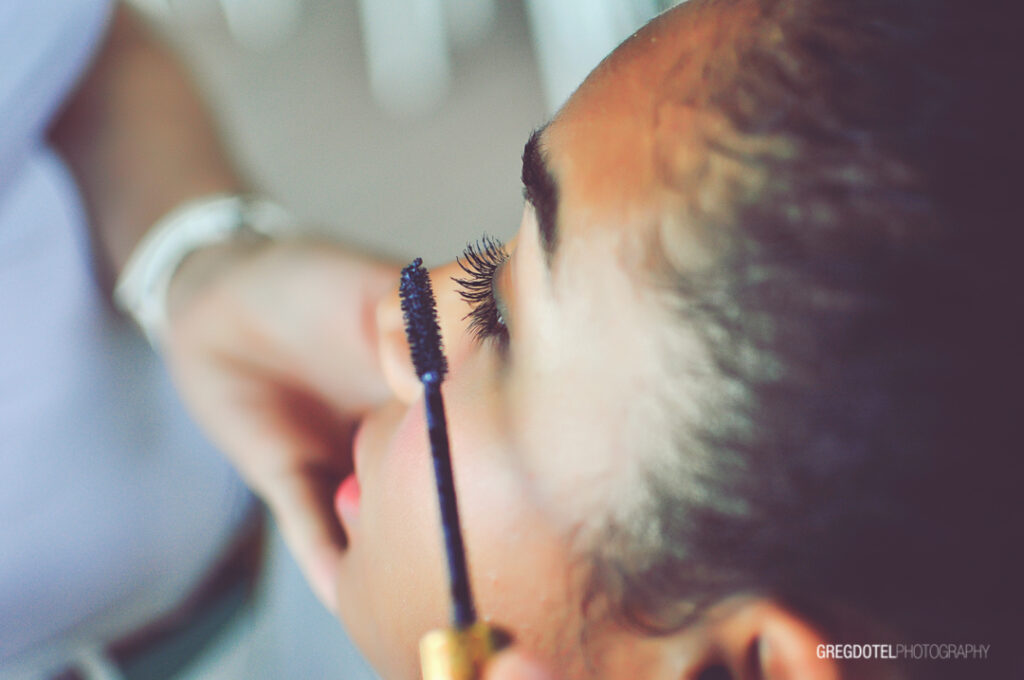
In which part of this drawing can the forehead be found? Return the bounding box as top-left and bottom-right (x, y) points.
(541, 0), (758, 232)
(508, 2), (758, 522)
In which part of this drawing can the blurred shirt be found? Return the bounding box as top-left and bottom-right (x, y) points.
(0, 0), (252, 668)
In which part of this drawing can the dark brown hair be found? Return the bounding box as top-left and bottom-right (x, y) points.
(589, 2), (1023, 678)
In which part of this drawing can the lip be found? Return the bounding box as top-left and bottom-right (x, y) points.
(335, 418), (365, 533)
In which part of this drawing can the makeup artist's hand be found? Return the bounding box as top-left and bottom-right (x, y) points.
(161, 238), (398, 612)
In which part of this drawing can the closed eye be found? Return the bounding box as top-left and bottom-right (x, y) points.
(453, 235), (510, 350)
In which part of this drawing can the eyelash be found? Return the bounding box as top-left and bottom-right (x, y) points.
(453, 235), (510, 347)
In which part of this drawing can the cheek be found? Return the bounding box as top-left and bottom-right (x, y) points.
(337, 351), (590, 677)
(338, 393), (526, 677)
(446, 397), (587, 666)
(457, 464), (586, 667)
(333, 400), (449, 680)
(371, 403), (451, 627)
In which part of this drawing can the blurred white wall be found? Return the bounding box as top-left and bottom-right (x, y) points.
(524, 0), (682, 111)
(134, 0), (547, 267)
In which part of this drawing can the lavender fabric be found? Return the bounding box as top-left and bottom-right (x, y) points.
(0, 1), (252, 670)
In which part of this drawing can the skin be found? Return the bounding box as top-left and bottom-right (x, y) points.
(64, 1), (842, 678)
(330, 4), (744, 678)
(51, 5), (241, 284)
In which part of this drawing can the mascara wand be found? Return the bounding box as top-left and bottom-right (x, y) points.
(399, 258), (509, 680)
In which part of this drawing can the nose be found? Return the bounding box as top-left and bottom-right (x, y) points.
(375, 259), (472, 404)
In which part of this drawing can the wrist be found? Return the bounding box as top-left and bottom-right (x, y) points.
(165, 238), (269, 328)
(114, 194), (294, 348)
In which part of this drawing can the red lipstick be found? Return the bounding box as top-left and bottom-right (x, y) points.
(335, 419), (364, 528)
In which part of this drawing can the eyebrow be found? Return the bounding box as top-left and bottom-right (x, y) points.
(521, 125), (559, 269)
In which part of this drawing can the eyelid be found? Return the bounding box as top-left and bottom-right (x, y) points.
(493, 259), (512, 331)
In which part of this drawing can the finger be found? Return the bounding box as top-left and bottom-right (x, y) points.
(265, 468), (347, 613)
(484, 650), (556, 680)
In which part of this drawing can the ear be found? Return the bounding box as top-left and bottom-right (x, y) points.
(678, 598), (843, 680)
(610, 598), (843, 680)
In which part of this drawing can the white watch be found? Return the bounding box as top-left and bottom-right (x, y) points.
(114, 194), (294, 347)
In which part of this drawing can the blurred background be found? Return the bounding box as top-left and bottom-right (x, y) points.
(75, 0), (678, 677)
(132, 0), (682, 266)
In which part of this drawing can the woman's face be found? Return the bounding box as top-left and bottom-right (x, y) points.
(332, 9), (707, 679)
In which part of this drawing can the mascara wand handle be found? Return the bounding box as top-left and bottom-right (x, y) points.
(420, 622), (511, 680)
(424, 377), (476, 628)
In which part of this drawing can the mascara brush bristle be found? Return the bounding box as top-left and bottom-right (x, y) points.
(399, 258), (449, 382)
(398, 257), (477, 629)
